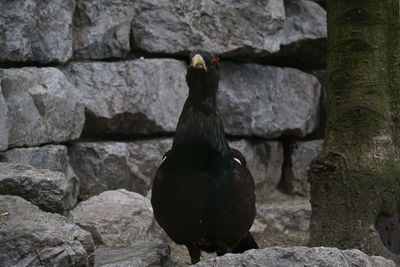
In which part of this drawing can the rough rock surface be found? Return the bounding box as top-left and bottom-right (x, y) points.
(251, 195), (311, 248)
(70, 189), (163, 248)
(229, 140), (283, 200)
(131, 0), (285, 57)
(0, 144), (80, 206)
(73, 0), (134, 59)
(194, 246), (396, 267)
(282, 140), (324, 196)
(0, 162), (78, 215)
(219, 63), (321, 138)
(63, 59), (187, 136)
(0, 0), (74, 63)
(0, 92), (8, 151)
(0, 195), (94, 267)
(69, 139), (171, 200)
(0, 67), (85, 148)
(95, 243), (173, 267)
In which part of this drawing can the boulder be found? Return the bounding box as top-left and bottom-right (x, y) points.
(0, 67), (85, 148)
(62, 59), (186, 136)
(69, 139), (171, 200)
(70, 189), (163, 248)
(0, 162), (78, 215)
(73, 0), (134, 59)
(281, 140), (324, 196)
(131, 0), (285, 57)
(0, 92), (8, 151)
(252, 195), (311, 248)
(219, 63), (321, 138)
(0, 195), (94, 267)
(0, 0), (74, 63)
(193, 246), (396, 267)
(0, 144), (80, 208)
(95, 243), (172, 267)
(229, 140), (283, 200)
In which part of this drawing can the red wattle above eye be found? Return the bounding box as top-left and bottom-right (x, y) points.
(211, 58), (218, 65)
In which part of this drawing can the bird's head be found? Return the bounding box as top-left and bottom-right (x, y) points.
(186, 50), (220, 99)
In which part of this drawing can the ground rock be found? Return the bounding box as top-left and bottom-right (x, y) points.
(0, 162), (78, 215)
(0, 0), (74, 63)
(0, 67), (85, 148)
(0, 195), (94, 266)
(70, 189), (163, 248)
(95, 243), (173, 267)
(251, 195), (311, 248)
(193, 246), (396, 267)
(69, 139), (171, 200)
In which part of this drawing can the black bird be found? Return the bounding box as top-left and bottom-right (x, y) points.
(151, 51), (258, 264)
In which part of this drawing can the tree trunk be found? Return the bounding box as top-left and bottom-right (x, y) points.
(308, 0), (400, 263)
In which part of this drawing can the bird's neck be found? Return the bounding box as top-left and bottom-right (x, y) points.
(172, 92), (230, 157)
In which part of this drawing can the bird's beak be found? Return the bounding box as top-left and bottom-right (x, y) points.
(191, 54), (207, 71)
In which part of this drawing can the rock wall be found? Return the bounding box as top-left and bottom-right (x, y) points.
(0, 0), (328, 266)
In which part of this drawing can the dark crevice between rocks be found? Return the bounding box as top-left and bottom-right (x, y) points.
(0, 60), (64, 69)
(278, 136), (296, 194)
(0, 41), (326, 71)
(257, 39), (327, 72)
(375, 213), (400, 256)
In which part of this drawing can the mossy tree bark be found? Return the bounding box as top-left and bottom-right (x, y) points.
(308, 0), (400, 263)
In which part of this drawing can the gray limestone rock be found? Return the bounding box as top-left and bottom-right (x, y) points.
(73, 0), (134, 59)
(0, 162), (78, 215)
(0, 0), (74, 63)
(282, 140), (324, 196)
(131, 0), (285, 57)
(0, 91), (8, 151)
(70, 189), (163, 248)
(95, 243), (173, 267)
(229, 140), (283, 201)
(69, 139), (171, 200)
(219, 63), (321, 138)
(0, 145), (80, 209)
(63, 59), (186, 136)
(193, 246), (396, 267)
(0, 195), (94, 267)
(0, 67), (85, 148)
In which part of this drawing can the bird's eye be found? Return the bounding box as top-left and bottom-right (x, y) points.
(210, 57), (218, 67)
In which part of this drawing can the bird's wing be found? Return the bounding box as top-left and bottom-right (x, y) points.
(230, 147), (247, 166)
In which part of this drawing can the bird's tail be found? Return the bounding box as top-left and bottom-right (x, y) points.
(232, 231), (259, 253)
